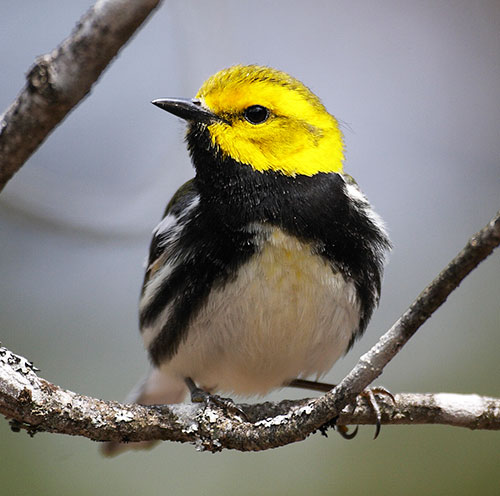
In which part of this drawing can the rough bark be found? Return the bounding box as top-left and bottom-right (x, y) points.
(0, 0), (162, 191)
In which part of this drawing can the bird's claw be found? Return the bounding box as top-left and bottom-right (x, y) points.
(186, 378), (247, 421)
(286, 378), (395, 439)
(358, 386), (395, 439)
(206, 394), (247, 421)
(336, 424), (359, 439)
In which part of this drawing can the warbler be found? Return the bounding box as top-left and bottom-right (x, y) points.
(103, 65), (390, 455)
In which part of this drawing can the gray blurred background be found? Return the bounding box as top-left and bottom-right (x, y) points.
(1, 1), (499, 494)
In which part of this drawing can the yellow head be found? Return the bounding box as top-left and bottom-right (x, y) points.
(194, 65), (344, 176)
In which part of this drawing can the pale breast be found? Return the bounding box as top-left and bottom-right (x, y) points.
(161, 226), (361, 396)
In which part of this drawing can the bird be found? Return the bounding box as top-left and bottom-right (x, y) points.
(102, 65), (391, 455)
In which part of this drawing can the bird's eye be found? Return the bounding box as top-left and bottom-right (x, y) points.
(244, 105), (270, 124)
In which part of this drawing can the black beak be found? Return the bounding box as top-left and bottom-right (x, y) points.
(151, 98), (223, 124)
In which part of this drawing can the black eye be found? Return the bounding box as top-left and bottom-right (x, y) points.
(244, 105), (270, 124)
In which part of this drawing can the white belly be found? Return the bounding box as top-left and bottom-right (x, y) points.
(160, 228), (360, 396)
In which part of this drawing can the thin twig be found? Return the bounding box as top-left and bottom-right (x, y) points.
(0, 0), (162, 192)
(0, 210), (498, 452)
(306, 209), (500, 435)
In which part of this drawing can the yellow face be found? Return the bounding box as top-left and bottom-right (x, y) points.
(195, 65), (344, 177)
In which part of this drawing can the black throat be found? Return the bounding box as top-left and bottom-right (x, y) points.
(188, 124), (344, 226)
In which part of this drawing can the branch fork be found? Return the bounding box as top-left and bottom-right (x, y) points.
(0, 0), (499, 454)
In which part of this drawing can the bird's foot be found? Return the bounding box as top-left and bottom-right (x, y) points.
(287, 378), (395, 439)
(358, 386), (395, 439)
(185, 378), (247, 421)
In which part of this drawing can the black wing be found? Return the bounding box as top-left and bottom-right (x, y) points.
(141, 179), (198, 288)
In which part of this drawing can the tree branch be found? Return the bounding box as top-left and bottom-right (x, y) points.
(0, 0), (162, 192)
(1, 345), (499, 452)
(1, 210), (499, 452)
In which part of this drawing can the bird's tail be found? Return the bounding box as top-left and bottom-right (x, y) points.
(100, 369), (187, 457)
